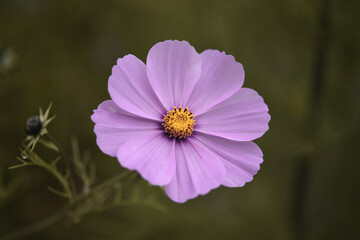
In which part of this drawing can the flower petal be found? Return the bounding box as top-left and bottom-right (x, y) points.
(91, 100), (161, 157)
(195, 88), (270, 141)
(186, 50), (244, 115)
(146, 40), (202, 110)
(193, 133), (263, 187)
(108, 54), (165, 121)
(164, 138), (226, 203)
(117, 132), (176, 186)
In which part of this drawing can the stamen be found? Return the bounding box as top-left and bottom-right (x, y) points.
(162, 107), (195, 139)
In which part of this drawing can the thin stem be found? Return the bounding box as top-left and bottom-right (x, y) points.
(45, 134), (77, 196)
(37, 157), (73, 201)
(76, 171), (133, 201)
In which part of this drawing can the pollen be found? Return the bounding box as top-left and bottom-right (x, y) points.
(162, 106), (195, 139)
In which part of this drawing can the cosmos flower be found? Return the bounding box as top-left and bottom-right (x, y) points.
(91, 40), (270, 203)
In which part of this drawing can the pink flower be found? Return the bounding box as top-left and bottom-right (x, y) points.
(91, 40), (270, 203)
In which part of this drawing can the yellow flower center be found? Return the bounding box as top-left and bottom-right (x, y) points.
(162, 106), (195, 139)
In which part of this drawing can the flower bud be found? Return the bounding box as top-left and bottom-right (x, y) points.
(26, 115), (42, 136)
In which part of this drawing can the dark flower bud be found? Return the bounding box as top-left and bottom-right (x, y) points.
(26, 115), (42, 136)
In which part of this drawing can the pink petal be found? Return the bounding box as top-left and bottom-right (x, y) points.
(91, 100), (161, 157)
(164, 138), (226, 203)
(186, 50), (244, 115)
(117, 132), (176, 186)
(194, 133), (263, 187)
(108, 54), (165, 121)
(195, 88), (270, 141)
(146, 40), (202, 110)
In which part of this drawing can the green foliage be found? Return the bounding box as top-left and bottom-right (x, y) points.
(2, 105), (164, 239)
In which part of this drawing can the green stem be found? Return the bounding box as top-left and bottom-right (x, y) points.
(37, 157), (74, 202)
(75, 171), (133, 201)
(45, 134), (77, 196)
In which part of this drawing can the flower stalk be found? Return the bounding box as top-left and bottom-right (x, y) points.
(45, 134), (77, 199)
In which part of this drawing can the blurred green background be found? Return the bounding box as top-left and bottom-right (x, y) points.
(1, 0), (360, 239)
